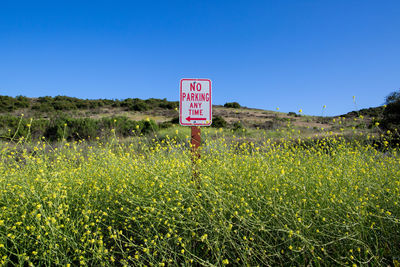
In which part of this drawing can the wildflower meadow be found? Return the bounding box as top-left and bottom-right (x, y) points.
(0, 128), (399, 266)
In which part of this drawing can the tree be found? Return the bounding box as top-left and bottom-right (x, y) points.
(224, 102), (241, 109)
(385, 90), (400, 104)
(382, 89), (400, 129)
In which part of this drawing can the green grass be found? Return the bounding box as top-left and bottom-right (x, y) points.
(0, 133), (399, 266)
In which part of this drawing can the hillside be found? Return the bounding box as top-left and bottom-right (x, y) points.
(0, 95), (385, 141)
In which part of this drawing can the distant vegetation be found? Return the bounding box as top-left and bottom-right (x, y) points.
(0, 115), (157, 141)
(287, 112), (300, 117)
(0, 95), (179, 141)
(343, 106), (385, 119)
(211, 116), (227, 128)
(1, 93), (398, 143)
(382, 89), (400, 130)
(338, 89), (400, 131)
(0, 95), (178, 113)
(0, 95), (30, 112)
(224, 102), (241, 108)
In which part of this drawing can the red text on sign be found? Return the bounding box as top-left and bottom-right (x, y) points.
(181, 93), (210, 102)
(189, 109), (203, 116)
(190, 82), (202, 91)
(190, 103), (202, 108)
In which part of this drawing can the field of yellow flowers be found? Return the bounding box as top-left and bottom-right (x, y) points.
(0, 131), (399, 266)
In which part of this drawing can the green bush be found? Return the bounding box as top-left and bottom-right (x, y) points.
(158, 121), (173, 129)
(0, 96), (15, 112)
(170, 117), (179, 124)
(43, 116), (158, 141)
(0, 95), (30, 112)
(15, 95), (30, 108)
(288, 112), (299, 117)
(212, 116), (227, 128)
(69, 118), (98, 140)
(111, 100), (121, 107)
(29, 119), (48, 139)
(130, 101), (148, 111)
(0, 115), (27, 138)
(140, 120), (158, 134)
(232, 121), (245, 131)
(37, 96), (53, 103)
(0, 95), (181, 114)
(159, 101), (178, 109)
(121, 99), (149, 111)
(76, 101), (90, 109)
(100, 117), (140, 137)
(0, 115), (48, 140)
(52, 100), (77, 111)
(382, 101), (400, 130)
(344, 106), (385, 118)
(31, 103), (55, 112)
(224, 102), (241, 108)
(44, 118), (69, 141)
(382, 89), (400, 130)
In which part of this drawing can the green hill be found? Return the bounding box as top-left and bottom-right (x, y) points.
(0, 95), (386, 142)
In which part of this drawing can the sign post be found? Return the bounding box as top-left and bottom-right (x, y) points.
(179, 78), (212, 181)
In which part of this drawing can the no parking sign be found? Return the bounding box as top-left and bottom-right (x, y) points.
(179, 78), (212, 126)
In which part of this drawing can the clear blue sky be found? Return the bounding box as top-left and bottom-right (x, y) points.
(1, 0), (399, 116)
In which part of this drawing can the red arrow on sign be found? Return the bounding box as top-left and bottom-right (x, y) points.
(186, 116), (206, 122)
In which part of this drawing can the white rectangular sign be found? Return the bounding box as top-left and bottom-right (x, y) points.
(179, 78), (212, 126)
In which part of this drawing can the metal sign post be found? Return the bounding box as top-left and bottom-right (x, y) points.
(191, 126), (201, 156)
(191, 126), (201, 180)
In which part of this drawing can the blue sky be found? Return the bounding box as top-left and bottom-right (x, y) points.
(0, 0), (399, 116)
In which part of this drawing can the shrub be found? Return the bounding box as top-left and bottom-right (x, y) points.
(68, 118), (98, 140)
(41, 116), (158, 141)
(111, 100), (121, 107)
(121, 99), (149, 111)
(15, 95), (30, 108)
(100, 116), (142, 137)
(0, 115), (48, 140)
(385, 90), (400, 104)
(140, 119), (158, 134)
(158, 121), (173, 129)
(212, 116), (227, 128)
(0, 96), (182, 115)
(29, 119), (48, 139)
(129, 101), (149, 111)
(224, 102), (241, 108)
(31, 103), (55, 112)
(253, 120), (276, 130)
(0, 115), (27, 138)
(382, 101), (400, 130)
(0, 96), (16, 112)
(232, 121), (245, 131)
(76, 101), (90, 109)
(0, 95), (30, 112)
(344, 106), (385, 118)
(44, 118), (69, 141)
(37, 96), (53, 104)
(52, 100), (77, 111)
(159, 101), (178, 109)
(316, 117), (331, 124)
(381, 89), (400, 130)
(170, 117), (179, 124)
